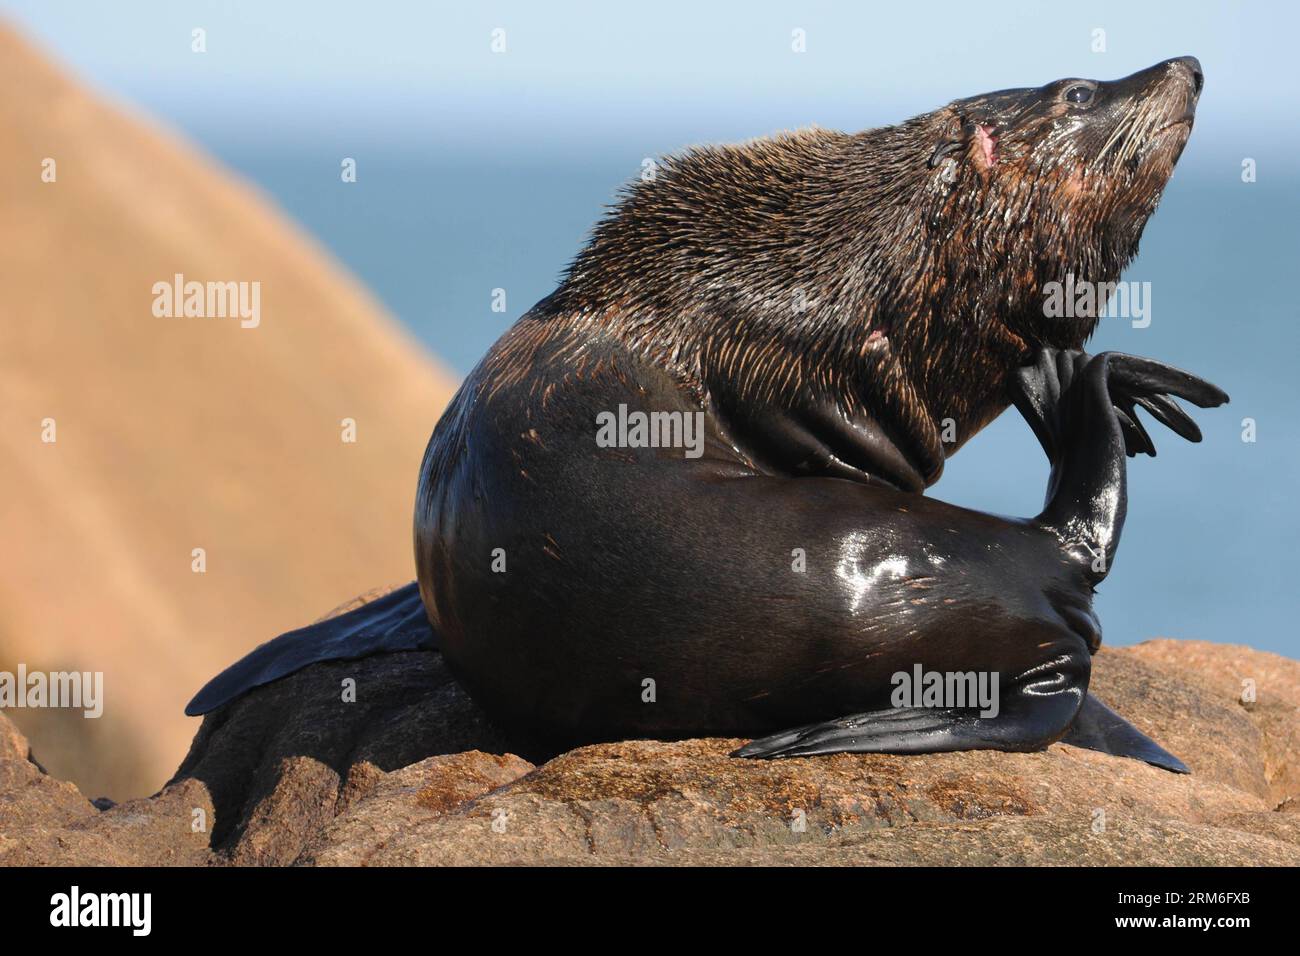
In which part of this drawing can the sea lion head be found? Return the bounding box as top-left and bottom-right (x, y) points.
(922, 56), (1202, 347)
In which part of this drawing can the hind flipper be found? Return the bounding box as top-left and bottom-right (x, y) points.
(731, 703), (1072, 760)
(185, 582), (435, 716)
(1059, 692), (1189, 774)
(733, 706), (978, 759)
(733, 658), (1091, 760)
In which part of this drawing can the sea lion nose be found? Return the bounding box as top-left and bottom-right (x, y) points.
(1112, 57), (1203, 104)
(1169, 55), (1204, 99)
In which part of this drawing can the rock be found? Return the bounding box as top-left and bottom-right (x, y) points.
(170, 650), (514, 864)
(324, 738), (1289, 866)
(3, 591), (1298, 866)
(299, 752), (535, 866)
(0, 710), (96, 836)
(1124, 639), (1300, 808)
(1087, 649), (1269, 798)
(0, 713), (212, 866)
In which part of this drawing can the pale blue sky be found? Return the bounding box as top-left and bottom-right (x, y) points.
(2, 0), (1294, 159)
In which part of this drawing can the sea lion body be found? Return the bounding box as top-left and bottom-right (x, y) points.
(189, 58), (1226, 771)
(414, 298), (1085, 747)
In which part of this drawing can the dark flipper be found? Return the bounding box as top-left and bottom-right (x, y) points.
(731, 691), (1188, 774)
(1008, 348), (1228, 587)
(184, 582), (436, 716)
(1059, 692), (1189, 774)
(733, 654), (1090, 760)
(732, 706), (987, 759)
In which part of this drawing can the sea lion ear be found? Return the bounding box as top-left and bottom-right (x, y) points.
(927, 138), (963, 168)
(928, 117), (985, 169)
(925, 112), (964, 168)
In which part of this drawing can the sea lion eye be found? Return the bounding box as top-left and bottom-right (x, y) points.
(1064, 84), (1095, 105)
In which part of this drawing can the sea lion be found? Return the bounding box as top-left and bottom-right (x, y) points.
(188, 57), (1227, 773)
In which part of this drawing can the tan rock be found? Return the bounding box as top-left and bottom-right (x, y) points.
(3, 603), (1296, 866)
(0, 711), (214, 865)
(1126, 639), (1300, 807)
(300, 752), (535, 866)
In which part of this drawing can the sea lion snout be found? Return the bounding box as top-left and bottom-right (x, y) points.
(1172, 55), (1205, 123)
(1163, 55), (1204, 99)
(1106, 55), (1204, 129)
(1178, 56), (1205, 96)
(1108, 56), (1202, 97)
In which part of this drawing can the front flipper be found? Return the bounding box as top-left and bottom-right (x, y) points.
(706, 332), (946, 492)
(1059, 693), (1189, 774)
(184, 581), (436, 716)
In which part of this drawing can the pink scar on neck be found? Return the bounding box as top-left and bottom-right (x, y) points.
(1063, 165), (1087, 195)
(975, 124), (999, 166)
(862, 329), (889, 355)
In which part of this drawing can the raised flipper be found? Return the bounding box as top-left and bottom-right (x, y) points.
(1058, 692), (1189, 773)
(1009, 349), (1229, 584)
(185, 581), (436, 716)
(1008, 349), (1228, 466)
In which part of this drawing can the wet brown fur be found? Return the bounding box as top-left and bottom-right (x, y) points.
(435, 60), (1198, 491)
